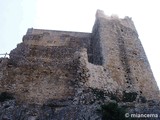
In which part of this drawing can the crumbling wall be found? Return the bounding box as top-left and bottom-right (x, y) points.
(91, 10), (160, 101)
(0, 30), (91, 104)
(0, 50), (76, 104)
(76, 48), (118, 93)
(0, 10), (159, 105)
(23, 29), (91, 47)
(0, 10), (160, 120)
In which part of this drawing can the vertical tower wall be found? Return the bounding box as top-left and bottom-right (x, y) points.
(91, 10), (159, 100)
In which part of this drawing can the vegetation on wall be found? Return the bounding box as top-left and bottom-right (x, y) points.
(0, 92), (14, 102)
(98, 102), (130, 120)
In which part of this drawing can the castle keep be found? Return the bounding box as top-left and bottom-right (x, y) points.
(0, 10), (159, 119)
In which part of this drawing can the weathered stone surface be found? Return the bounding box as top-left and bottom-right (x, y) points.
(90, 10), (160, 101)
(0, 10), (160, 119)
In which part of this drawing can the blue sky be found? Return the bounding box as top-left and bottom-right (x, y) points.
(0, 0), (36, 53)
(0, 0), (160, 88)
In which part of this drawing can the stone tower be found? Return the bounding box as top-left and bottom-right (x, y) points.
(0, 10), (159, 119)
(89, 10), (159, 101)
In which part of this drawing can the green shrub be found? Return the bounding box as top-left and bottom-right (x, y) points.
(0, 92), (14, 102)
(99, 102), (129, 120)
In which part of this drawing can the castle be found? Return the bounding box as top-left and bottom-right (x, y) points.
(0, 10), (159, 119)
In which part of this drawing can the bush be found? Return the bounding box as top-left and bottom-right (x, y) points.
(99, 102), (129, 120)
(0, 92), (14, 102)
(122, 91), (137, 102)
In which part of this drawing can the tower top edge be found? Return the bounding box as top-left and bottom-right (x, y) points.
(96, 9), (132, 20)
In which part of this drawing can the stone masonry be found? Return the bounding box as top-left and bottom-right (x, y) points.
(0, 9), (159, 104)
(0, 10), (159, 119)
(89, 10), (160, 101)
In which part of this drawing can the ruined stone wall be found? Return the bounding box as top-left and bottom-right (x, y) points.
(24, 29), (91, 47)
(91, 10), (160, 101)
(27, 28), (90, 37)
(0, 47), (76, 104)
(0, 29), (91, 104)
(77, 48), (118, 93)
(1, 10), (160, 120)
(0, 10), (159, 106)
